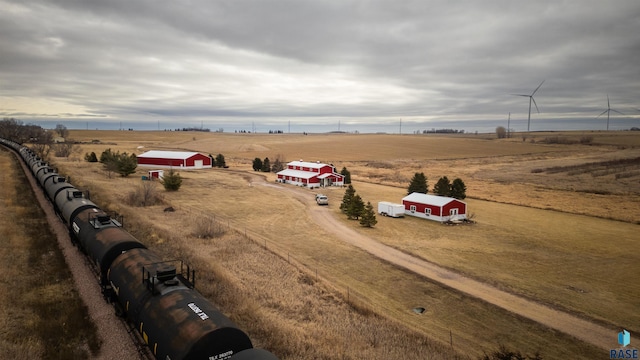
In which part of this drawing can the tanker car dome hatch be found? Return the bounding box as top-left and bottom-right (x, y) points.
(156, 265), (177, 282)
(68, 190), (84, 200)
(54, 177), (66, 183)
(91, 214), (117, 228)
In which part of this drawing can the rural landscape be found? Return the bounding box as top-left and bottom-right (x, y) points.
(2, 127), (638, 359)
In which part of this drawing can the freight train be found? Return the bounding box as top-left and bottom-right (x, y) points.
(0, 137), (279, 360)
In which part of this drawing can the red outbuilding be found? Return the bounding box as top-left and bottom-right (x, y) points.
(137, 150), (212, 169)
(276, 160), (344, 188)
(402, 192), (467, 222)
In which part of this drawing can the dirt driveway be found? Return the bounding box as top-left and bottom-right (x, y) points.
(259, 177), (615, 350)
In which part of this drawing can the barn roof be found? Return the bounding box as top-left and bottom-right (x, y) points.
(287, 160), (329, 169)
(276, 169), (317, 179)
(402, 193), (465, 206)
(138, 150), (202, 159)
(317, 172), (344, 179)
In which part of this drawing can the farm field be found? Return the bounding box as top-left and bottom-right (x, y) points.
(52, 129), (640, 359)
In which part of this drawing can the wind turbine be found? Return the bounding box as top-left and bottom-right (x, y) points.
(596, 95), (624, 131)
(513, 80), (545, 132)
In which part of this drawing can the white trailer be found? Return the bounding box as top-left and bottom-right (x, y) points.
(378, 201), (405, 218)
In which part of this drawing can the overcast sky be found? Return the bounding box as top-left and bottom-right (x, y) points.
(1, 0), (639, 130)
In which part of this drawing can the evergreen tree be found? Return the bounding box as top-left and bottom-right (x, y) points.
(101, 149), (119, 178)
(434, 176), (451, 196)
(407, 172), (428, 195)
(262, 157), (271, 172)
(99, 149), (137, 177)
(117, 152), (138, 177)
(215, 154), (226, 168)
(252, 157), (262, 171)
(84, 151), (98, 162)
(340, 166), (351, 184)
(347, 194), (365, 220)
(450, 178), (467, 200)
(100, 148), (116, 163)
(359, 201), (377, 227)
(340, 184), (356, 213)
(161, 169), (183, 191)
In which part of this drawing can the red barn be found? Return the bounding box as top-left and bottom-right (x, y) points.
(276, 160), (344, 188)
(402, 193), (467, 222)
(137, 150), (212, 169)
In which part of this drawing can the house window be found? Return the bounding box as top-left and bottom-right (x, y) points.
(450, 209), (458, 215)
(425, 208), (431, 216)
(410, 205), (416, 213)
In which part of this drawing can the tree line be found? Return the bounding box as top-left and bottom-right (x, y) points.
(407, 172), (466, 199)
(252, 156), (285, 173)
(0, 118), (78, 159)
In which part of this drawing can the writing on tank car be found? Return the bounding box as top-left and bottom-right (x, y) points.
(230, 348), (281, 360)
(71, 207), (146, 289)
(108, 248), (253, 360)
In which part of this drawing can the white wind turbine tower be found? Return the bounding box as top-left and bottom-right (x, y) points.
(513, 80), (545, 132)
(596, 95), (624, 131)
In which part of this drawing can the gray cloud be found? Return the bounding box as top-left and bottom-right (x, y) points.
(1, 0), (639, 130)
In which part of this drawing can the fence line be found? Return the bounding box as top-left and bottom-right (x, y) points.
(176, 203), (455, 349)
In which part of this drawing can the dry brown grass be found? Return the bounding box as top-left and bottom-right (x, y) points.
(69, 130), (640, 222)
(0, 149), (100, 359)
(53, 130), (640, 359)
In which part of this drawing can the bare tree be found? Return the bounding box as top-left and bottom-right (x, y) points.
(30, 143), (51, 160)
(52, 142), (75, 158)
(55, 124), (69, 139)
(125, 181), (163, 207)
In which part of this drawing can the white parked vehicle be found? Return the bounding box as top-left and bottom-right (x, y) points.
(316, 194), (329, 205)
(378, 201), (405, 217)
